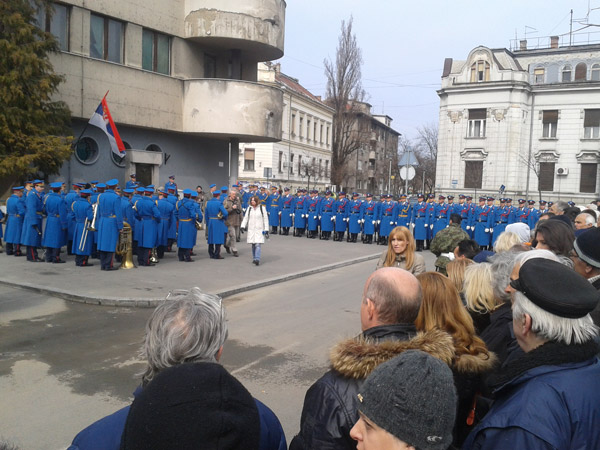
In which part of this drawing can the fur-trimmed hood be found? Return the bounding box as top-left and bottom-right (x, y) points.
(330, 328), (456, 380)
(454, 350), (498, 375)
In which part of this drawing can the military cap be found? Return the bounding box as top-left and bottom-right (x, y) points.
(209, 184), (216, 189)
(12, 186), (24, 191)
(487, 196), (495, 201)
(325, 190), (332, 195)
(518, 199), (526, 204)
(459, 194), (465, 199)
(366, 193), (373, 197)
(33, 179), (44, 185)
(511, 258), (600, 318)
(80, 189), (93, 196)
(122, 189), (134, 194)
(568, 201), (575, 207)
(540, 200), (547, 205)
(400, 194), (407, 199)
(49, 182), (62, 189)
(447, 195), (454, 200)
(25, 180), (33, 185)
(479, 196), (486, 201)
(212, 191), (220, 197)
(499, 198), (506, 202)
(144, 188), (154, 194)
(90, 180), (99, 184)
(146, 184), (155, 189)
(260, 185), (266, 190)
(574, 228), (600, 269)
(506, 198), (513, 202)
(528, 200), (535, 205)
(221, 186), (228, 192)
(130, 174), (136, 178)
(169, 175), (175, 179)
(96, 183), (106, 189)
(190, 191), (197, 198)
(106, 179), (118, 187)
(466, 196), (473, 200)
(182, 189), (192, 195)
(417, 193), (424, 198)
(136, 187), (145, 193)
(428, 194), (435, 198)
(339, 191), (346, 196)
(438, 195), (446, 199)
(548, 201), (554, 207)
(284, 187), (290, 192)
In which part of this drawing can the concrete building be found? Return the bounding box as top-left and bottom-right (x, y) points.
(238, 62), (334, 192)
(37, 0), (285, 190)
(437, 34), (600, 203)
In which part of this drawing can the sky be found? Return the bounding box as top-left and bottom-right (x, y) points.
(274, 0), (600, 142)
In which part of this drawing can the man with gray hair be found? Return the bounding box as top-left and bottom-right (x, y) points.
(549, 200), (568, 215)
(464, 256), (600, 449)
(290, 268), (455, 450)
(68, 288), (286, 450)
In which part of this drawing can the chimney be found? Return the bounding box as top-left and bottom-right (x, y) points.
(550, 36), (559, 49)
(273, 63), (281, 73)
(520, 40), (527, 51)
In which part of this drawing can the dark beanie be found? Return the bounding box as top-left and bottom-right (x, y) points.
(574, 227), (600, 269)
(357, 350), (457, 450)
(120, 362), (260, 450)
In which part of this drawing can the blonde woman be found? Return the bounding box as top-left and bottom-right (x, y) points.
(463, 262), (503, 334)
(446, 258), (474, 294)
(492, 231), (522, 253)
(375, 226), (425, 274)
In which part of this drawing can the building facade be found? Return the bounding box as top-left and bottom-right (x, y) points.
(37, 0), (286, 190)
(238, 62), (334, 192)
(437, 35), (600, 203)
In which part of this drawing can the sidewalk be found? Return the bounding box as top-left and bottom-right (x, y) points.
(0, 235), (386, 307)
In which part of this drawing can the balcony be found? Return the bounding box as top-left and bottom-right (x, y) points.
(183, 79), (283, 142)
(184, 0), (285, 61)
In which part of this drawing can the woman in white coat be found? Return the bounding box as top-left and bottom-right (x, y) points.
(241, 195), (270, 265)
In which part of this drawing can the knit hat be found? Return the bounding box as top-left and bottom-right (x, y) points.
(356, 350), (457, 450)
(121, 362), (260, 450)
(574, 227), (600, 268)
(505, 222), (530, 243)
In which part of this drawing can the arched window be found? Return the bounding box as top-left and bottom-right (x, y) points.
(470, 60), (490, 82)
(575, 63), (587, 81)
(561, 65), (572, 82)
(592, 64), (600, 81)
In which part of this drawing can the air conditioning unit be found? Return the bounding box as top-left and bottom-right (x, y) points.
(556, 167), (569, 176)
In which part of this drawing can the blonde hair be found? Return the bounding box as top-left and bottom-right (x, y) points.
(446, 259), (474, 293)
(493, 232), (522, 253)
(384, 226), (415, 270)
(463, 263), (502, 314)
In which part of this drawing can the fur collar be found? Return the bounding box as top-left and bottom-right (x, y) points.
(330, 328), (455, 380)
(454, 351), (498, 375)
(488, 340), (600, 391)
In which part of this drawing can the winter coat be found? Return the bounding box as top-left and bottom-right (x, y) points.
(241, 205), (269, 244)
(479, 303), (523, 367)
(289, 325), (455, 450)
(375, 250), (426, 274)
(463, 340), (600, 450)
(224, 195), (243, 227)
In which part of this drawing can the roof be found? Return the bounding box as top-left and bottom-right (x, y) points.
(275, 71), (323, 103)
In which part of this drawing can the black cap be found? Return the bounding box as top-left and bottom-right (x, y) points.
(574, 228), (600, 269)
(513, 259), (600, 318)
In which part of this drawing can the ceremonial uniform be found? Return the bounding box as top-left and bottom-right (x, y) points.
(71, 193), (94, 266)
(471, 198), (492, 248)
(176, 192), (199, 262)
(515, 201), (532, 224)
(4, 188), (26, 256)
(361, 196), (378, 244)
(319, 194), (335, 239)
(21, 181), (44, 261)
(206, 194), (228, 259)
(293, 193), (308, 236)
(134, 191), (160, 267)
(491, 201), (514, 245)
(333, 193), (349, 241)
(267, 189), (282, 233)
(156, 196), (175, 259)
(258, 189), (269, 206)
(431, 196), (450, 238)
(411, 196), (428, 251)
(395, 197), (412, 229)
(378, 197), (396, 244)
(456, 196), (472, 237)
(166, 192), (178, 250)
(125, 174), (137, 190)
(280, 190), (294, 235)
(97, 181), (124, 270)
(41, 184), (68, 263)
(526, 201), (539, 229)
(347, 195), (363, 243)
(64, 186), (81, 254)
(425, 195), (436, 246)
(164, 176), (177, 193)
(306, 192), (321, 238)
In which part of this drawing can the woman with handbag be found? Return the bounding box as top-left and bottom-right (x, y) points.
(241, 195), (270, 266)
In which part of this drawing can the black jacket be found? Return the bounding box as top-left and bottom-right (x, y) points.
(289, 325), (455, 450)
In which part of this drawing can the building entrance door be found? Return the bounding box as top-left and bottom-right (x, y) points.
(136, 164), (153, 187)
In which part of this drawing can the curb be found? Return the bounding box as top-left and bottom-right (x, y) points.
(0, 253), (379, 307)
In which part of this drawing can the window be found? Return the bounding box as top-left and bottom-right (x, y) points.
(358, 160), (363, 171)
(291, 114), (296, 136)
(142, 29), (170, 75)
(307, 119), (311, 141)
(314, 122), (317, 142)
(575, 63), (587, 81)
(326, 126), (330, 145)
(533, 68), (545, 84)
(584, 109), (600, 139)
(75, 137), (99, 165)
(320, 124), (323, 143)
(562, 65), (572, 82)
(580, 163), (598, 193)
(299, 117), (304, 139)
(90, 14), (123, 63)
(470, 60), (490, 82)
(325, 160), (329, 177)
(290, 153), (294, 174)
(204, 54), (216, 78)
(592, 64), (600, 81)
(298, 155), (302, 174)
(542, 110), (558, 138)
(244, 148), (255, 171)
(538, 162), (555, 191)
(33, 2), (69, 51)
(278, 151), (283, 173)
(464, 161), (483, 188)
(468, 109), (486, 138)
(319, 159), (322, 176)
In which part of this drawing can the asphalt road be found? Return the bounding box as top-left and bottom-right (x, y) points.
(0, 258), (400, 449)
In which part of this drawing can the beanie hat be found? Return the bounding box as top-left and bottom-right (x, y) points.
(121, 362), (260, 450)
(574, 227), (600, 269)
(356, 350), (457, 450)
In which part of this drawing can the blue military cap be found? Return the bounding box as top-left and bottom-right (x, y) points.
(548, 201), (554, 206)
(366, 192), (373, 197)
(339, 191), (346, 196)
(447, 195), (454, 199)
(284, 187), (290, 192)
(417, 193), (424, 198)
(428, 194), (435, 199)
(96, 183), (106, 188)
(80, 189), (93, 196)
(499, 197), (505, 202)
(136, 187), (145, 193)
(90, 180), (99, 184)
(270, 185), (277, 190)
(466, 196), (473, 200)
(528, 200), (536, 205)
(540, 200), (547, 205)
(506, 198), (512, 202)
(190, 191), (197, 198)
(130, 173), (136, 178)
(233, 184), (239, 188)
(106, 179), (118, 187)
(459, 194), (465, 199)
(399, 193), (407, 198)
(479, 196), (486, 201)
(212, 191), (221, 197)
(221, 186), (228, 192)
(49, 182), (62, 189)
(12, 186), (24, 190)
(144, 188), (155, 193)
(147, 184), (155, 189)
(25, 180), (33, 184)
(122, 189), (134, 194)
(438, 194), (446, 200)
(567, 201), (575, 207)
(169, 175), (175, 179)
(33, 179), (43, 185)
(518, 198), (526, 204)
(353, 192), (360, 197)
(487, 196), (495, 201)
(325, 190), (332, 195)
(209, 184), (216, 188)
(182, 189), (192, 195)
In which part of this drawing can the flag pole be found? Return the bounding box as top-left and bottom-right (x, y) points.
(71, 91), (110, 149)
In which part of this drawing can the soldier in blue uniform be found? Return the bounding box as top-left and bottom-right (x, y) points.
(456, 195), (471, 236)
(72, 189), (95, 267)
(121, 188), (136, 254)
(446, 195), (456, 215)
(42, 182), (68, 263)
(395, 194), (412, 229)
(267, 186), (281, 234)
(431, 195), (450, 238)
(175, 190), (199, 262)
(526, 200), (539, 229)
(425, 193), (436, 248)
(333, 191), (349, 242)
(5, 186), (26, 256)
(306, 190), (321, 239)
(378, 194), (396, 245)
(361, 193), (378, 244)
(164, 176), (177, 193)
(97, 179), (124, 270)
(166, 187), (178, 251)
(411, 194), (428, 251)
(134, 188), (161, 267)
(206, 191), (228, 259)
(515, 199), (530, 224)
(21, 180), (45, 261)
(156, 190), (175, 259)
(292, 189), (307, 236)
(319, 190), (335, 240)
(258, 186), (269, 206)
(220, 186), (229, 204)
(471, 196), (492, 249)
(131, 186), (145, 257)
(491, 198), (514, 245)
(280, 187), (294, 235)
(125, 174), (137, 190)
(346, 193), (363, 243)
(64, 183), (82, 255)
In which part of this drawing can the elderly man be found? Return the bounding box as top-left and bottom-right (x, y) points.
(571, 228), (600, 325)
(289, 268), (455, 450)
(549, 200), (568, 215)
(68, 288), (286, 450)
(463, 255), (600, 449)
(574, 212), (595, 233)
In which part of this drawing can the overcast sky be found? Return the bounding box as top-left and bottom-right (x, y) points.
(275, 0), (600, 142)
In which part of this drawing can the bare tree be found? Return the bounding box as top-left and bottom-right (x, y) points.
(414, 123), (438, 193)
(324, 17), (367, 189)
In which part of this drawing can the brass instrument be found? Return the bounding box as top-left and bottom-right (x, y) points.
(195, 219), (203, 230)
(116, 222), (136, 269)
(150, 247), (159, 264)
(217, 210), (224, 219)
(88, 203), (98, 232)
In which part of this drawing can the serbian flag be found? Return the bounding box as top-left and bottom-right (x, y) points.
(88, 96), (126, 157)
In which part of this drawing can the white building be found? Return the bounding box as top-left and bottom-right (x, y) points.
(37, 1), (286, 190)
(437, 35), (600, 203)
(238, 62), (334, 191)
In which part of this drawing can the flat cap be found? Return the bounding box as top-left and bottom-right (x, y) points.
(574, 227), (600, 269)
(513, 258), (599, 318)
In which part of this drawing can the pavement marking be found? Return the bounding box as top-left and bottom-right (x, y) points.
(230, 342), (298, 376)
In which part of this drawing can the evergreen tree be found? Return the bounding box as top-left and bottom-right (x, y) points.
(0, 0), (72, 193)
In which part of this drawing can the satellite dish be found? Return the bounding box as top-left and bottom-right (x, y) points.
(400, 166), (416, 180)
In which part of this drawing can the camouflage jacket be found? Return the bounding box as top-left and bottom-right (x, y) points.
(430, 224), (470, 273)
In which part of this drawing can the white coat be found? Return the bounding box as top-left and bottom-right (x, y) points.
(241, 204), (269, 244)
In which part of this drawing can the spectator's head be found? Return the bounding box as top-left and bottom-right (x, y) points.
(490, 248), (529, 303)
(505, 223), (531, 243)
(385, 227), (416, 269)
(446, 258), (474, 293)
(534, 219), (575, 257)
(572, 228), (600, 280)
(361, 268), (422, 331)
(454, 239), (480, 260)
(449, 213), (462, 225)
(493, 231), (522, 253)
(574, 213), (595, 230)
(582, 208), (598, 220)
(538, 212), (555, 222)
(549, 200), (568, 215)
(463, 262), (502, 314)
(122, 362), (260, 450)
(563, 206), (581, 223)
(508, 258), (599, 352)
(139, 288), (227, 386)
(350, 351), (457, 450)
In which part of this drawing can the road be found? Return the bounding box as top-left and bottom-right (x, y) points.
(0, 257), (400, 449)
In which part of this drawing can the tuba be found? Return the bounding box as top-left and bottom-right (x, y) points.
(116, 221), (136, 269)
